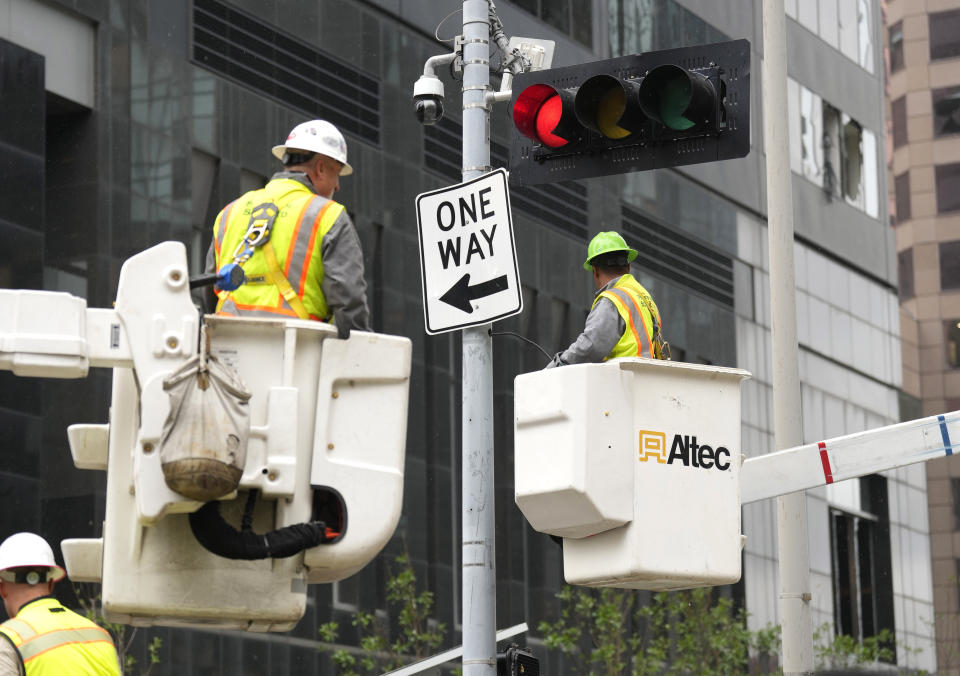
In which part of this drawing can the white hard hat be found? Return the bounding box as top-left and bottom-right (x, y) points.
(271, 120), (353, 176)
(0, 533), (66, 584)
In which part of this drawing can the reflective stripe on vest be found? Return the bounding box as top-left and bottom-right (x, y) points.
(214, 178), (343, 320)
(0, 598), (120, 676)
(593, 274), (658, 360)
(213, 200), (236, 259)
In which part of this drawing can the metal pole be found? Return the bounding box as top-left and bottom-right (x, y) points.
(761, 0), (813, 673)
(460, 2), (496, 675)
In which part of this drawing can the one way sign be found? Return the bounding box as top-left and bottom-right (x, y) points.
(415, 169), (522, 335)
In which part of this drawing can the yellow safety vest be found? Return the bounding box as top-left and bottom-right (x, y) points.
(592, 273), (664, 360)
(213, 177), (344, 320)
(0, 597), (120, 675)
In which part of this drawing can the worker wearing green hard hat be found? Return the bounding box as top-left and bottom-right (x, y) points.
(546, 231), (669, 368)
(582, 231), (638, 270)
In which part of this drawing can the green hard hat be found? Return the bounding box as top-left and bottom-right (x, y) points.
(583, 231), (638, 270)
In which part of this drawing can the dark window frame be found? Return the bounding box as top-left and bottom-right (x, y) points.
(952, 478), (960, 529)
(828, 478), (895, 657)
(933, 87), (960, 138)
(936, 164), (960, 214)
(930, 8), (960, 61)
(946, 321), (960, 369)
(889, 21), (904, 72)
(894, 171), (911, 224)
(891, 96), (907, 148)
(513, 0), (593, 48)
(898, 249), (914, 301)
(941, 241), (960, 291)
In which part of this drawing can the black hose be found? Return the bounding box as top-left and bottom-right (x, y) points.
(489, 330), (552, 359)
(189, 272), (219, 290)
(189, 498), (330, 560)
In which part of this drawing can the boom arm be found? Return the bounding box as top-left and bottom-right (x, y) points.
(741, 411), (958, 503)
(0, 290), (133, 378)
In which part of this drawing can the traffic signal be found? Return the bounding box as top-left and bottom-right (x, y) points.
(509, 40), (750, 186)
(497, 644), (539, 675)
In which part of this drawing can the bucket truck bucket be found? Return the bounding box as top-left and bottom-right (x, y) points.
(514, 359), (749, 590)
(0, 242), (412, 631)
(100, 315), (410, 629)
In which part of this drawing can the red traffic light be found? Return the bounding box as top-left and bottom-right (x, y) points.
(512, 83), (577, 148)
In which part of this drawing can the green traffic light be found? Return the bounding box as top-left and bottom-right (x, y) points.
(658, 73), (695, 130)
(639, 64), (716, 132)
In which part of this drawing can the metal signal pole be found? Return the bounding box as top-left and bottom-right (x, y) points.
(460, 1), (497, 674)
(762, 0), (814, 672)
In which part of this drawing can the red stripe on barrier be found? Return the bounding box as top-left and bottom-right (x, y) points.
(818, 441), (834, 484)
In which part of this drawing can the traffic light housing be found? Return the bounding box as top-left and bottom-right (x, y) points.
(497, 644), (539, 676)
(509, 40), (750, 186)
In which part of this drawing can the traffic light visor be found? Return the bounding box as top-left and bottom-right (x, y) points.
(639, 65), (716, 131)
(513, 83), (571, 148)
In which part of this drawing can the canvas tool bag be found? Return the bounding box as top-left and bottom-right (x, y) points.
(158, 338), (251, 501)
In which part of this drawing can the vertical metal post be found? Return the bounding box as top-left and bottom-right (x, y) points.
(762, 0), (814, 673)
(460, 2), (496, 675)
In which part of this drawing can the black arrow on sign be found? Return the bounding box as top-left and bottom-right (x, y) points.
(440, 273), (509, 314)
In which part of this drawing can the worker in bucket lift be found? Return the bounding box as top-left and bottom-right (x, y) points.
(545, 231), (669, 368)
(205, 120), (371, 338)
(0, 533), (121, 675)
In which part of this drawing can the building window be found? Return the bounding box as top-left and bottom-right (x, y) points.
(941, 241), (960, 291)
(842, 117), (864, 204)
(937, 164), (960, 213)
(800, 86), (823, 186)
(608, 0), (727, 56)
(830, 477), (895, 651)
(930, 8), (960, 61)
(823, 103), (842, 199)
(952, 479), (960, 528)
(898, 249), (914, 301)
(957, 560), (960, 609)
(857, 0), (874, 73)
(796, 86), (878, 216)
(888, 21), (904, 72)
(933, 87), (960, 137)
(947, 322), (960, 368)
(894, 172), (911, 224)
(891, 97), (907, 148)
(516, 0), (592, 48)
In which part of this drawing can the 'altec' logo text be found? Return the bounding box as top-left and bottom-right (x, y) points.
(638, 430), (731, 471)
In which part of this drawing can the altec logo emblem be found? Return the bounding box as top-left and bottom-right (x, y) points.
(637, 430), (732, 471)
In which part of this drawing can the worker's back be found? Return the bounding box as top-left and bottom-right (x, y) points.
(213, 175), (344, 321)
(0, 597), (120, 676)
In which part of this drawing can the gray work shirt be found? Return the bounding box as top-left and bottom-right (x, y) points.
(0, 636), (22, 676)
(205, 172), (371, 339)
(545, 276), (626, 368)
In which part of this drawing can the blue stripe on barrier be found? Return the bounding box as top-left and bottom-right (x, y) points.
(939, 415), (953, 456)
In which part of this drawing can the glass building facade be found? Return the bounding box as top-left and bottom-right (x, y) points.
(0, 0), (935, 672)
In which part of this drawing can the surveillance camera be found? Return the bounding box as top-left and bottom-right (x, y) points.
(415, 97), (444, 125)
(413, 74), (445, 125)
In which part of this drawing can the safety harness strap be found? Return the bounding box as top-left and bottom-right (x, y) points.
(217, 201), (310, 320)
(632, 289), (670, 360)
(262, 241), (309, 320)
